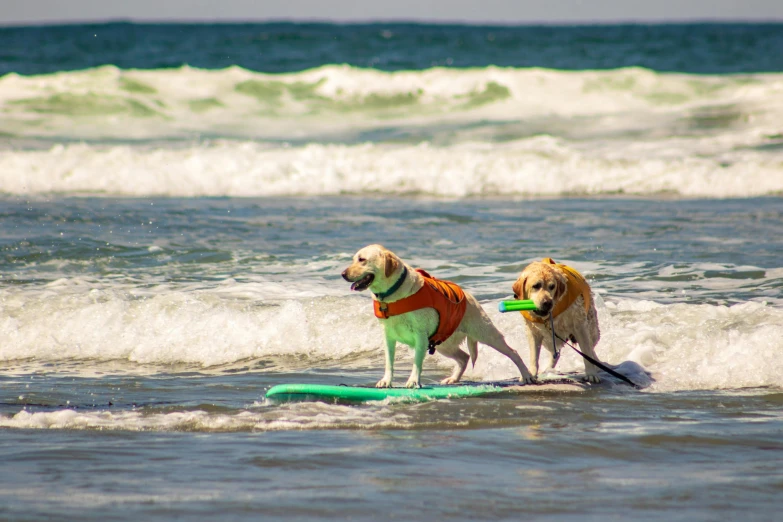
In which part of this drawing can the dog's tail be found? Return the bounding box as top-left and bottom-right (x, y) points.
(468, 342), (478, 368)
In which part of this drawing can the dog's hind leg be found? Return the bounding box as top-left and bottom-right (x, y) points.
(473, 329), (534, 384)
(460, 297), (533, 383)
(571, 323), (601, 383)
(439, 347), (470, 385)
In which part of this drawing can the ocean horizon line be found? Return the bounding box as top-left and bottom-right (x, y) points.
(2, 18), (783, 29)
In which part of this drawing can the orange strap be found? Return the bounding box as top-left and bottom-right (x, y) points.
(373, 269), (467, 345)
(520, 258), (592, 324)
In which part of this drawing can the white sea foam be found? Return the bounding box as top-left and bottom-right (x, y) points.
(1, 279), (782, 392)
(478, 297), (783, 392)
(0, 280), (383, 368)
(4, 137), (783, 198)
(1, 65), (782, 140)
(4, 65), (782, 198)
(0, 402), (439, 432)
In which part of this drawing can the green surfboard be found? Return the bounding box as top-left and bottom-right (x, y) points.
(265, 377), (586, 404)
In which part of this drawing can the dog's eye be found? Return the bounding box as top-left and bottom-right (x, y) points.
(358, 257), (366, 263)
(548, 283), (556, 291)
(532, 282), (542, 290)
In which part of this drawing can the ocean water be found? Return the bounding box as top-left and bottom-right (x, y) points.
(1, 22), (783, 521)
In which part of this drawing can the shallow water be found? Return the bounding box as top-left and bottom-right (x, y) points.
(1, 195), (783, 520)
(2, 372), (783, 521)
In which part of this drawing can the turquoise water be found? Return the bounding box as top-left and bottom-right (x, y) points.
(2, 22), (782, 75)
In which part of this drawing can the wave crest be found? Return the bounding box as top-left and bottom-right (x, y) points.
(1, 65), (782, 140)
(2, 282), (783, 392)
(4, 139), (782, 198)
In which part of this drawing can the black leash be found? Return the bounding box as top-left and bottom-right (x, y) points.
(548, 314), (639, 389)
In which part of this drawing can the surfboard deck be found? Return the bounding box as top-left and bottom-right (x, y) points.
(265, 375), (588, 404)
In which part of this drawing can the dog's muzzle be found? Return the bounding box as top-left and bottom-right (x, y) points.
(342, 270), (374, 291)
(533, 300), (553, 317)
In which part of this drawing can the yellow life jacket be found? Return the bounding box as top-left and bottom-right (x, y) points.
(520, 258), (591, 324)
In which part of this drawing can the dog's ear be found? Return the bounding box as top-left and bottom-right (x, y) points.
(553, 270), (568, 302)
(512, 277), (526, 300)
(514, 266), (534, 299)
(384, 252), (399, 278)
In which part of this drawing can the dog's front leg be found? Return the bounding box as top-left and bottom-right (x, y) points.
(526, 328), (543, 378)
(376, 335), (396, 388)
(405, 335), (428, 388)
(538, 329), (562, 375)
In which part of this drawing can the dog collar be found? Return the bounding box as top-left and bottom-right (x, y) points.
(373, 265), (408, 301)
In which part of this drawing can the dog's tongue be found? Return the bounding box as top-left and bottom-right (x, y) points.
(351, 281), (360, 291)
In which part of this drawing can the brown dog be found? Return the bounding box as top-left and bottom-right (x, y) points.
(512, 258), (602, 382)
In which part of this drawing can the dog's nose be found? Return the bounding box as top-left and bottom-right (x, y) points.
(341, 269), (349, 281)
(539, 300), (553, 312)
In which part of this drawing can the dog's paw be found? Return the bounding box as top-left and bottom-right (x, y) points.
(585, 373), (601, 384)
(440, 376), (460, 385)
(375, 378), (392, 388)
(518, 373), (536, 385)
(405, 379), (421, 389)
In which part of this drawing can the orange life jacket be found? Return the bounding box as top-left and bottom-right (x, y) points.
(520, 258), (592, 324)
(373, 269), (467, 350)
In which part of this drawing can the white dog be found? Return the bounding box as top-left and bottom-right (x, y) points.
(342, 244), (534, 388)
(512, 258), (602, 383)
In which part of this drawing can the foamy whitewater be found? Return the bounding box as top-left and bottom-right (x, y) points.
(2, 22), (783, 522)
(2, 270), (783, 393)
(2, 65), (783, 198)
(2, 196), (781, 397)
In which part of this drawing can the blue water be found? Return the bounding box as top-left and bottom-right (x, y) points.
(1, 21), (783, 522)
(1, 22), (783, 75)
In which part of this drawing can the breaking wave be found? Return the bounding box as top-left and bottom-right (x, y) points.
(2, 64), (782, 140)
(2, 279), (782, 393)
(3, 65), (783, 198)
(4, 138), (783, 198)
